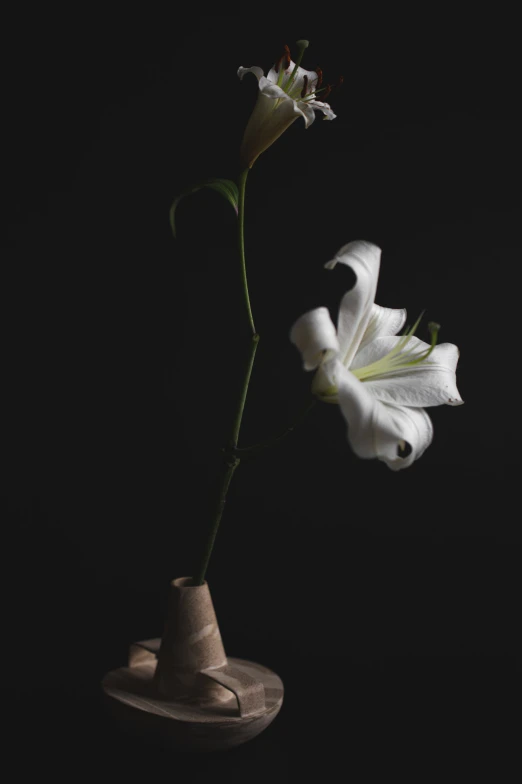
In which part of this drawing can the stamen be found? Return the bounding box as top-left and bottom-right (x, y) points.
(301, 75), (309, 98)
(284, 39), (309, 94)
(397, 311), (425, 349)
(275, 44), (291, 77)
(320, 84), (332, 101)
(315, 67), (323, 91)
(351, 313), (441, 381)
(405, 322), (440, 366)
(304, 76), (342, 103)
(301, 82), (335, 103)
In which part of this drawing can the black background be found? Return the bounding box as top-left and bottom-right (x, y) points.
(1, 10), (520, 777)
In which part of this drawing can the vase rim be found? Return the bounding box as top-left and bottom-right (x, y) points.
(171, 576), (208, 589)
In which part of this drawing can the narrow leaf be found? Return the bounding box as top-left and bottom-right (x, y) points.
(169, 178), (239, 238)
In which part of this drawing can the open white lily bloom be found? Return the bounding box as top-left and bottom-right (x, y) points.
(238, 40), (337, 169)
(290, 241), (463, 470)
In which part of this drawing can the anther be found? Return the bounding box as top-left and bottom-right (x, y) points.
(275, 44), (291, 73)
(301, 75), (309, 98)
(315, 67), (323, 90)
(321, 84), (332, 101)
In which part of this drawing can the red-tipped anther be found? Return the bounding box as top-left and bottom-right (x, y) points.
(321, 84), (332, 101)
(275, 44), (291, 73)
(301, 75), (309, 98)
(315, 66), (323, 91)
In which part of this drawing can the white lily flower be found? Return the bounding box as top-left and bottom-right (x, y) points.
(238, 40), (337, 169)
(290, 241), (463, 471)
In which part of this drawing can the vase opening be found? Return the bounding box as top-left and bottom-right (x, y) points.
(173, 576), (207, 589)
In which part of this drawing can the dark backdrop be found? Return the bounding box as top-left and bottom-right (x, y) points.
(2, 10), (520, 777)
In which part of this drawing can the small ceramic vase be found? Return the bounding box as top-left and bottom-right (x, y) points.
(102, 577), (284, 751)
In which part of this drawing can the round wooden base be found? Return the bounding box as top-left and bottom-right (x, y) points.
(102, 641), (284, 752)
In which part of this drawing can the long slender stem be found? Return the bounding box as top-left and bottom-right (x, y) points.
(192, 453), (240, 587)
(238, 168), (256, 336)
(231, 333), (260, 449)
(192, 168), (257, 585)
(192, 334), (259, 586)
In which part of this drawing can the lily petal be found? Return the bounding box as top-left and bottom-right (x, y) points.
(237, 66), (265, 83)
(311, 362), (339, 399)
(334, 361), (434, 470)
(267, 60), (319, 97)
(252, 76), (320, 126)
(305, 99), (337, 120)
(239, 92), (299, 168)
(325, 241), (382, 368)
(295, 99), (318, 128)
(252, 78), (319, 127)
(357, 304), (407, 352)
(290, 307), (340, 370)
(238, 72), (323, 167)
(352, 337), (463, 407)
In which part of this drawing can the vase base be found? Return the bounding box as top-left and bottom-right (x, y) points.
(102, 638), (284, 752)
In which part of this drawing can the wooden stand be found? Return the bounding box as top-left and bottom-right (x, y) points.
(102, 578), (284, 751)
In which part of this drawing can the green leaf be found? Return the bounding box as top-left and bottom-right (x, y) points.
(169, 178), (239, 238)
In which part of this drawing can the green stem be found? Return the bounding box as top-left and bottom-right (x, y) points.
(192, 453), (240, 587)
(192, 169), (257, 585)
(238, 168), (256, 335)
(231, 333), (260, 449)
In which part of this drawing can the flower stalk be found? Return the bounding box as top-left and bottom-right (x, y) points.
(192, 340), (258, 585)
(237, 168), (255, 335)
(192, 169), (258, 585)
